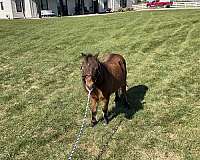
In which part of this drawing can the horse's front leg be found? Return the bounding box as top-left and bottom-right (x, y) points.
(90, 98), (98, 127)
(102, 97), (110, 124)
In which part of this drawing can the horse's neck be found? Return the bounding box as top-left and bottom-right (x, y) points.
(97, 62), (106, 86)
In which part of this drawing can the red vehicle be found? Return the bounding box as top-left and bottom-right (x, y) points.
(146, 0), (173, 8)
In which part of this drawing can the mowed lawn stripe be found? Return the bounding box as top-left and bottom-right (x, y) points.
(0, 10), (200, 160)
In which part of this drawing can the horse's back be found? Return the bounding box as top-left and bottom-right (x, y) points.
(102, 54), (127, 89)
(103, 54), (125, 65)
(103, 53), (126, 72)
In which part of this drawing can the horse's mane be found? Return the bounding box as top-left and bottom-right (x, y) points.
(82, 53), (99, 62)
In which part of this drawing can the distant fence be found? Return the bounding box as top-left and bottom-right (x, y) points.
(132, 1), (200, 10)
(172, 1), (200, 8)
(176, 0), (200, 2)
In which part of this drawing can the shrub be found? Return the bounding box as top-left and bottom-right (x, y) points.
(117, 8), (125, 12)
(125, 7), (135, 11)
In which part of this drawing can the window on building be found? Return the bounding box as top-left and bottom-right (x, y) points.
(15, 0), (22, 12)
(41, 0), (48, 10)
(120, 0), (127, 8)
(0, 2), (4, 10)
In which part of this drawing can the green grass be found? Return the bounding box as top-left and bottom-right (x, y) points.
(0, 10), (200, 160)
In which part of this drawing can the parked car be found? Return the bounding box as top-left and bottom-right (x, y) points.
(41, 10), (56, 17)
(146, 0), (173, 8)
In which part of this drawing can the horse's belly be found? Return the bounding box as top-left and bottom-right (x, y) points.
(108, 66), (125, 91)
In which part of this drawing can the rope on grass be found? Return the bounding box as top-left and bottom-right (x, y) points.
(68, 90), (92, 160)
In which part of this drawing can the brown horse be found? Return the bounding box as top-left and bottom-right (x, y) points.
(80, 53), (129, 126)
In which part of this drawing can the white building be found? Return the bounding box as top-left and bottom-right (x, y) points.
(67, 0), (133, 15)
(0, 0), (133, 19)
(0, 0), (59, 19)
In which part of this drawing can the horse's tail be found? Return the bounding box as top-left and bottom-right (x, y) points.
(119, 58), (127, 86)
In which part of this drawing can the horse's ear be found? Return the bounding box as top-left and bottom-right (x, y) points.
(81, 53), (86, 58)
(95, 53), (99, 58)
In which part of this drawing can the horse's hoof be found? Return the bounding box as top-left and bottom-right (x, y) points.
(125, 102), (130, 109)
(103, 117), (109, 125)
(91, 121), (98, 127)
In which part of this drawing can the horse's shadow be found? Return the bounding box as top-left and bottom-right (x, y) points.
(108, 85), (148, 121)
(95, 85), (148, 159)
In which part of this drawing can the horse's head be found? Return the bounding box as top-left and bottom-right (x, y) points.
(80, 53), (100, 91)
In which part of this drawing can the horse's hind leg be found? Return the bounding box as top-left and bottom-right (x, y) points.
(122, 85), (129, 109)
(102, 97), (109, 124)
(115, 91), (120, 103)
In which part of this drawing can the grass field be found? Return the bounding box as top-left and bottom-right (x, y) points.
(0, 10), (200, 160)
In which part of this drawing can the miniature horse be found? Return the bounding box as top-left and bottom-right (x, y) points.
(80, 53), (129, 126)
